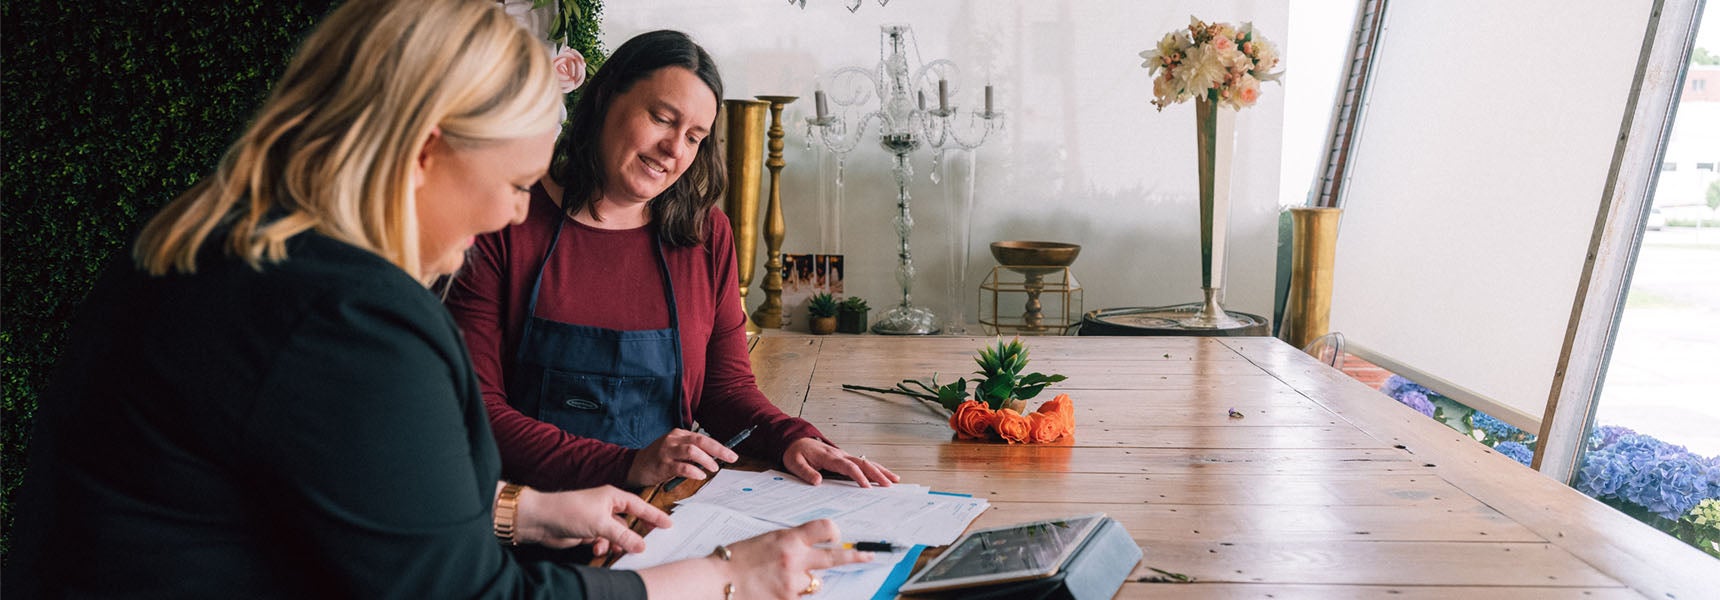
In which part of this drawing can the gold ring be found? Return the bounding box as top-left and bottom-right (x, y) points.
(801, 571), (822, 595)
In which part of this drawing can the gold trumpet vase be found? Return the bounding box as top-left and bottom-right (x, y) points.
(722, 99), (769, 336)
(1281, 206), (1342, 351)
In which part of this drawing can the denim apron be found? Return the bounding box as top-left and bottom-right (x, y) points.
(508, 217), (686, 449)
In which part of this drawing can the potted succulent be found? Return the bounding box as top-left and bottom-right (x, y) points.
(807, 293), (838, 334)
(837, 296), (869, 334)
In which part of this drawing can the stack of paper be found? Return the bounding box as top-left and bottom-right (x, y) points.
(612, 470), (989, 600)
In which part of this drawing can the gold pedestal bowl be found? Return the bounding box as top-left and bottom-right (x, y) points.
(990, 241), (1080, 332)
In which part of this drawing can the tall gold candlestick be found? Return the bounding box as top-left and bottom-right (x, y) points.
(722, 99), (769, 336)
(750, 95), (796, 329)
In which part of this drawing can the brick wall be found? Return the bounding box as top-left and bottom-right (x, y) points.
(1340, 354), (1393, 390)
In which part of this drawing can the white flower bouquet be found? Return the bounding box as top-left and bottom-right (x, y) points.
(1139, 17), (1282, 111)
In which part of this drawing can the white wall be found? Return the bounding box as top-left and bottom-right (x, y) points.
(604, 0), (1289, 326)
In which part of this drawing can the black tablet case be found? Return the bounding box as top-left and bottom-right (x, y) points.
(912, 517), (1142, 600)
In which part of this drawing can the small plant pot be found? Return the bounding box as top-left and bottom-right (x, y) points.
(810, 316), (838, 335)
(837, 308), (869, 334)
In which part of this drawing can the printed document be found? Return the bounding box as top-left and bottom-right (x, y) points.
(611, 503), (919, 600)
(676, 469), (988, 546)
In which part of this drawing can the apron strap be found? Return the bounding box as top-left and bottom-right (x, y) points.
(655, 234), (688, 429)
(523, 216), (566, 322)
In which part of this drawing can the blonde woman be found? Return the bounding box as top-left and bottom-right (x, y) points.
(5, 1), (864, 598)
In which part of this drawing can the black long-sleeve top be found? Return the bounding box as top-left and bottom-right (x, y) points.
(6, 231), (646, 598)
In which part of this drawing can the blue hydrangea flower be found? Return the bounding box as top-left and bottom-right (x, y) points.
(1576, 433), (1720, 521)
(1471, 411), (1524, 441)
(1577, 449), (1633, 497)
(1588, 425), (1637, 451)
(1395, 389), (1436, 418)
(1494, 441), (1533, 466)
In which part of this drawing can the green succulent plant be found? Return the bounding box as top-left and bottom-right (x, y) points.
(808, 293), (838, 318)
(840, 296), (869, 313)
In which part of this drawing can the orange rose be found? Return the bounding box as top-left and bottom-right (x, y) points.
(1035, 394), (1076, 434)
(1026, 412), (1065, 443)
(949, 401), (999, 440)
(994, 408), (1032, 444)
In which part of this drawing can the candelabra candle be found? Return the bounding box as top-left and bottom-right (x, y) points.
(814, 89), (829, 120)
(984, 85), (994, 115)
(804, 24), (1003, 335)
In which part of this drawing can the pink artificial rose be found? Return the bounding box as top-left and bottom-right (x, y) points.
(552, 45), (587, 93)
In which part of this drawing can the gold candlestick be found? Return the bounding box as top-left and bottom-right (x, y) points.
(750, 95), (796, 329)
(722, 99), (769, 336)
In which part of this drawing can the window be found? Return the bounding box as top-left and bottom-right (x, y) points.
(1698, 162), (1716, 172)
(1695, 79), (1707, 92)
(1661, 161), (1677, 172)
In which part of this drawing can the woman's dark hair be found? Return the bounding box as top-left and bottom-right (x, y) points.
(550, 30), (725, 247)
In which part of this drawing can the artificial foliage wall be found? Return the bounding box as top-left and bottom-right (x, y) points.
(0, 0), (607, 561)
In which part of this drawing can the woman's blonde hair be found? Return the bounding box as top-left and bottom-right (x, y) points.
(134, 0), (562, 278)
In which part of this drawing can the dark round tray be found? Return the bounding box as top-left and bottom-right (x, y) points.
(1080, 304), (1270, 337)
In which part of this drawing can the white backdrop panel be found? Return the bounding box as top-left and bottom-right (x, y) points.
(1330, 0), (1651, 424)
(602, 0), (1288, 325)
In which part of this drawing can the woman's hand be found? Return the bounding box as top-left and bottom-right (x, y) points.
(782, 437), (899, 488)
(512, 485), (672, 555)
(639, 519), (871, 600)
(625, 428), (740, 488)
(728, 520), (870, 598)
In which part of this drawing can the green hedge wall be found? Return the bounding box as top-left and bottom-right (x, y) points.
(1, 0), (606, 562)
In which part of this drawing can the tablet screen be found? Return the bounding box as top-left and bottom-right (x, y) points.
(901, 514), (1104, 593)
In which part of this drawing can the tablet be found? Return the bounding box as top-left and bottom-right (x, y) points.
(898, 513), (1106, 594)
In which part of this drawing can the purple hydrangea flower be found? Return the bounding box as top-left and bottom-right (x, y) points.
(1395, 389), (1436, 418)
(1380, 375), (1432, 399)
(1494, 441), (1533, 467)
(1588, 425), (1637, 451)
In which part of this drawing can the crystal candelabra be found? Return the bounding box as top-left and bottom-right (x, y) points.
(805, 24), (1002, 335)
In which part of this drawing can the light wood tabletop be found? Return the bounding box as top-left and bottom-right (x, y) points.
(730, 335), (1720, 599)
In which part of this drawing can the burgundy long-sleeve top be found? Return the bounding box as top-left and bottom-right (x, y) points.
(445, 186), (825, 490)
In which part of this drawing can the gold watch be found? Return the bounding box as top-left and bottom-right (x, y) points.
(493, 483), (523, 545)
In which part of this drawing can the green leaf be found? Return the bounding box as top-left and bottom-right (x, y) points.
(977, 376), (1015, 407)
(935, 378), (969, 411)
(1017, 373), (1067, 386)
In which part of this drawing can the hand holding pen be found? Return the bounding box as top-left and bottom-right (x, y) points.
(662, 425), (756, 491)
(624, 426), (754, 489)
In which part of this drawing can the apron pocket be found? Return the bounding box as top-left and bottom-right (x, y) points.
(537, 369), (674, 449)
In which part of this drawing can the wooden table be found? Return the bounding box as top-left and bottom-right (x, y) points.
(671, 335), (1719, 598)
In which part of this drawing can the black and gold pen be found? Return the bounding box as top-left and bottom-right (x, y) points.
(814, 541), (903, 552)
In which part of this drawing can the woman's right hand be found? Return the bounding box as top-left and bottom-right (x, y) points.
(625, 428), (740, 488)
(727, 520), (871, 598)
(640, 519), (871, 599)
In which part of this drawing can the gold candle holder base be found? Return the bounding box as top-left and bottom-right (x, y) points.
(750, 95), (796, 329)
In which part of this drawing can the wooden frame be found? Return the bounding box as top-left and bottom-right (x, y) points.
(1536, 0), (1705, 479)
